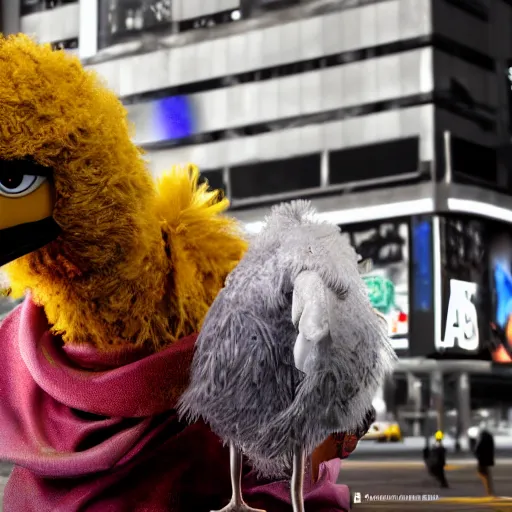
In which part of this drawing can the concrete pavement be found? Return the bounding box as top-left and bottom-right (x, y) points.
(340, 459), (512, 511)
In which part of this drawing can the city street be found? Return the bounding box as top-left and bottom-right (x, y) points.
(340, 460), (512, 510)
(340, 437), (512, 510)
(0, 440), (511, 510)
(349, 436), (512, 461)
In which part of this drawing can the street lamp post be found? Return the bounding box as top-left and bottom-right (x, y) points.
(430, 369), (445, 434)
(457, 371), (472, 452)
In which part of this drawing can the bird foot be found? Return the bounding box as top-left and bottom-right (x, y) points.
(211, 500), (266, 512)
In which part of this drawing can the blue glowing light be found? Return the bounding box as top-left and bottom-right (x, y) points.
(152, 96), (195, 142)
(412, 219), (432, 311)
(140, 96), (195, 144)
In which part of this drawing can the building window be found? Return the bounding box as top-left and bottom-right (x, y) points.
(98, 0), (173, 50)
(450, 136), (498, 187)
(329, 138), (420, 186)
(20, 0), (76, 16)
(51, 37), (79, 51)
(177, 9), (240, 33)
(198, 169), (226, 196)
(229, 154), (321, 201)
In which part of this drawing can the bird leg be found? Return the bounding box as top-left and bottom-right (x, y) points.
(290, 445), (306, 512)
(211, 442), (266, 512)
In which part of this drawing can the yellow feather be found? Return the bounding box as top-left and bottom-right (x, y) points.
(156, 164), (248, 341)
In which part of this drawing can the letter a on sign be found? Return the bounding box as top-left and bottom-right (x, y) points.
(437, 279), (479, 351)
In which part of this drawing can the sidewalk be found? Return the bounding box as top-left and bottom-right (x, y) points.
(341, 459), (512, 511)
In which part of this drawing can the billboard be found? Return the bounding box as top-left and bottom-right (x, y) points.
(435, 214), (512, 362)
(345, 220), (409, 352)
(437, 216), (487, 356)
(487, 229), (512, 363)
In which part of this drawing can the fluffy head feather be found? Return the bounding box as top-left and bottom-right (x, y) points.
(0, 34), (247, 351)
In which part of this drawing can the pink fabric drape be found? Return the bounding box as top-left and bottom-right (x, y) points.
(0, 298), (350, 511)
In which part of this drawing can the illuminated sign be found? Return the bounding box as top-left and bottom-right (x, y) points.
(127, 95), (196, 146)
(488, 230), (512, 363)
(437, 279), (479, 351)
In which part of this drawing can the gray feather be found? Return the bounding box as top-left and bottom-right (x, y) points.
(179, 199), (397, 478)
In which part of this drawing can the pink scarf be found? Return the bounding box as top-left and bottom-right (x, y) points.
(0, 298), (350, 511)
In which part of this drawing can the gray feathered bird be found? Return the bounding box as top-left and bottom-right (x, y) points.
(179, 200), (397, 512)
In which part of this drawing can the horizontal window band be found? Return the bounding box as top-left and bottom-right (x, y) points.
(122, 33), (494, 105)
(139, 92), (434, 152)
(20, 0), (77, 16)
(98, 10), (239, 51)
(198, 157), (431, 208)
(87, 0), (392, 66)
(123, 36), (433, 104)
(139, 91), (494, 153)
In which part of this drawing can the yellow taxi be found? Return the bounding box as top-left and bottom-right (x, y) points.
(362, 421), (403, 442)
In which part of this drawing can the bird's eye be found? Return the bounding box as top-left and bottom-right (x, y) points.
(0, 173), (46, 198)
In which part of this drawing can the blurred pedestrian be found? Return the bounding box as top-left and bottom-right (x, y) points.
(474, 428), (495, 496)
(426, 430), (449, 488)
